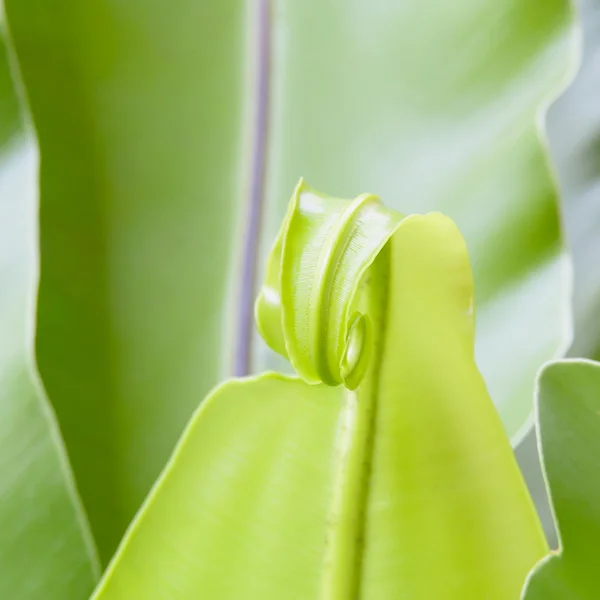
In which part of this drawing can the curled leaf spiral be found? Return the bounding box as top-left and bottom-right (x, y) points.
(255, 179), (404, 390)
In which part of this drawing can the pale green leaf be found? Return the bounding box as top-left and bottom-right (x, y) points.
(94, 184), (546, 600)
(0, 32), (99, 599)
(4, 0), (252, 561)
(522, 359), (600, 599)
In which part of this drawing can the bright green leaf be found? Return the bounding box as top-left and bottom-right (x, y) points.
(93, 184), (546, 600)
(0, 31), (99, 599)
(522, 359), (600, 599)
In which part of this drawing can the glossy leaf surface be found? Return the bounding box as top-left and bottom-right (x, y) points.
(522, 359), (600, 599)
(94, 184), (546, 600)
(0, 31), (99, 599)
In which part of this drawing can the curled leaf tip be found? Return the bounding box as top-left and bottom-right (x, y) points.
(255, 179), (404, 389)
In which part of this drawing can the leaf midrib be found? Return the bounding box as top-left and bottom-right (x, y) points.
(320, 245), (392, 599)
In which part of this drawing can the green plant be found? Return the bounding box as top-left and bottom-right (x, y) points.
(1, 0), (600, 598)
(90, 181), (549, 598)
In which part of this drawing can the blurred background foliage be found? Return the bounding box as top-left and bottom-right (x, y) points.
(550, 0), (600, 363)
(0, 0), (598, 596)
(517, 0), (600, 549)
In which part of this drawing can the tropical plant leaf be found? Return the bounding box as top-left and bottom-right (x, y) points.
(3, 0), (577, 561)
(522, 359), (600, 599)
(93, 183), (546, 600)
(3, 0), (254, 562)
(0, 30), (99, 599)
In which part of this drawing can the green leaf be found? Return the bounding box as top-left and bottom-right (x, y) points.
(0, 32), (99, 599)
(3, 0), (252, 561)
(522, 359), (600, 599)
(93, 183), (546, 600)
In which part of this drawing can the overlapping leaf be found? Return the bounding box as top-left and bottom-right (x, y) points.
(93, 184), (546, 600)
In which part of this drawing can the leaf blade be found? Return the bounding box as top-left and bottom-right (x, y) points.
(94, 185), (546, 599)
(0, 33), (99, 597)
(3, 0), (254, 560)
(93, 375), (345, 599)
(362, 213), (546, 598)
